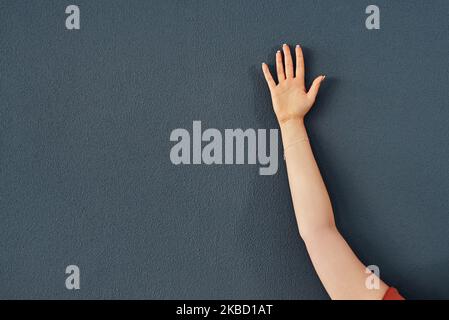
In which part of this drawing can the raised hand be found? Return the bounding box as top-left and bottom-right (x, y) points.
(262, 44), (325, 124)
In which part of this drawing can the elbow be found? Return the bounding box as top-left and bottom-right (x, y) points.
(298, 220), (338, 244)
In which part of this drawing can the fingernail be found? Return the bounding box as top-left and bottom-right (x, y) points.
(322, 75), (326, 80)
(277, 50), (281, 53)
(283, 43), (287, 47)
(296, 44), (300, 48)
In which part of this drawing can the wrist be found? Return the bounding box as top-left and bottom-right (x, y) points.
(279, 118), (308, 146)
(279, 117), (304, 130)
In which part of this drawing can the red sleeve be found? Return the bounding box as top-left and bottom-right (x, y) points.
(383, 287), (405, 300)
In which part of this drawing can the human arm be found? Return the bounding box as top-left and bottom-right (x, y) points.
(261, 44), (389, 300)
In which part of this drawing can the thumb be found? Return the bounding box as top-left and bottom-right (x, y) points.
(307, 75), (325, 101)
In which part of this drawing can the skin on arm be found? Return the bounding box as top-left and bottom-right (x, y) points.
(261, 44), (389, 300)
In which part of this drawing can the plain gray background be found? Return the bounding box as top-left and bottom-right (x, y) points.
(1, 0), (448, 299)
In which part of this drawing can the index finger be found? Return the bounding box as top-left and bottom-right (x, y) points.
(295, 45), (305, 85)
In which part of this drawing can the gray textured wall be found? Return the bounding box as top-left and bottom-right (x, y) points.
(1, 0), (448, 299)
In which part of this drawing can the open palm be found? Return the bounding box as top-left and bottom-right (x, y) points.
(262, 44), (325, 124)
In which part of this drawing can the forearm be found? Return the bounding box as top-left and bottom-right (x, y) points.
(280, 118), (335, 239)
